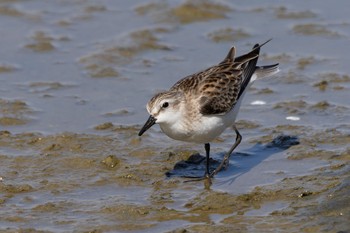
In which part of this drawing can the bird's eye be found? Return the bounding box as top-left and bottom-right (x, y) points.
(162, 102), (169, 108)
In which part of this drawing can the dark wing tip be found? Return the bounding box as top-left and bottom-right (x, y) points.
(251, 38), (273, 53)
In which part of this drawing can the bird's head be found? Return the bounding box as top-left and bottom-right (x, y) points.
(138, 91), (183, 136)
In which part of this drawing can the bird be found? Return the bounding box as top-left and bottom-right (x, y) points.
(138, 39), (279, 179)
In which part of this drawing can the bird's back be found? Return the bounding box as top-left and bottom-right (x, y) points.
(169, 43), (265, 117)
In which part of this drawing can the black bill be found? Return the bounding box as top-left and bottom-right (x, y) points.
(138, 115), (156, 136)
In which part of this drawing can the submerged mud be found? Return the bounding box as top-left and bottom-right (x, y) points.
(0, 99), (34, 126)
(78, 27), (173, 78)
(135, 0), (232, 24)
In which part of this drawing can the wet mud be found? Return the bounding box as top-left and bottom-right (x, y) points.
(1, 0), (350, 232)
(0, 99), (34, 126)
(207, 27), (251, 43)
(135, 1), (232, 24)
(0, 127), (349, 232)
(79, 28), (172, 78)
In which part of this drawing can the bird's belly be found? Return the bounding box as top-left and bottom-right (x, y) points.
(159, 115), (233, 143)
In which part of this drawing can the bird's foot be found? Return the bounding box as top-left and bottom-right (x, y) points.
(183, 172), (212, 183)
(183, 177), (206, 182)
(183, 174), (212, 188)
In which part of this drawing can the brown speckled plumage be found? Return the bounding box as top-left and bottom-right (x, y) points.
(168, 44), (260, 115)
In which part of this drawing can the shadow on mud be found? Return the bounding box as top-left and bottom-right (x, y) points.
(166, 135), (300, 180)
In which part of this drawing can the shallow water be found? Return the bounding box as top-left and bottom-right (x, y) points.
(0, 0), (349, 232)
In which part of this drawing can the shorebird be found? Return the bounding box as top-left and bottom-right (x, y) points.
(138, 39), (279, 179)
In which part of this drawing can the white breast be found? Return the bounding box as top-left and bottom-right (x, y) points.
(159, 110), (236, 144)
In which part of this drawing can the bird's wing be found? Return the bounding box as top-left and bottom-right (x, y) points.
(199, 44), (261, 115)
(197, 67), (243, 115)
(169, 63), (242, 115)
(170, 40), (274, 115)
(169, 46), (237, 92)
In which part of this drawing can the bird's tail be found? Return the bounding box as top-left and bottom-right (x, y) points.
(255, 63), (279, 79)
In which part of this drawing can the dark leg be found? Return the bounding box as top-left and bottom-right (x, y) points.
(204, 143), (210, 177)
(210, 126), (242, 177)
(183, 143), (211, 183)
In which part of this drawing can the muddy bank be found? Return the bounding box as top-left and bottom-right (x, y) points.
(0, 125), (349, 232)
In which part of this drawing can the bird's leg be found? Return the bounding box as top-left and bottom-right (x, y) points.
(183, 143), (211, 183)
(204, 143), (210, 178)
(210, 126), (242, 177)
